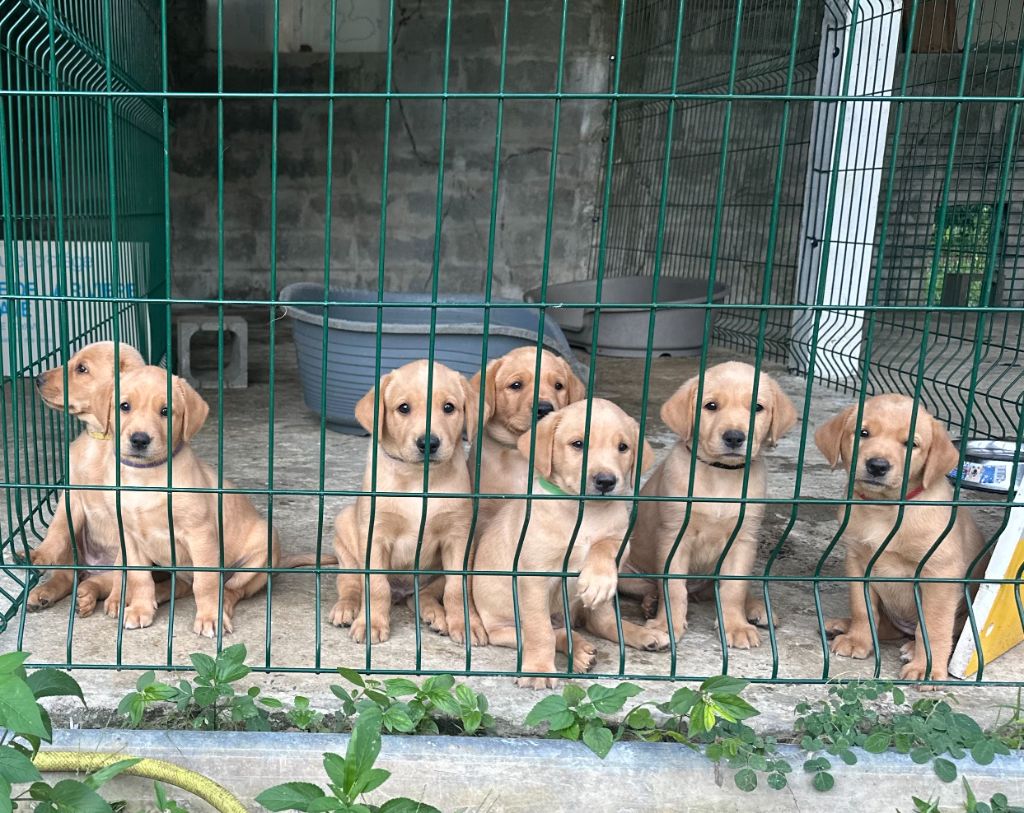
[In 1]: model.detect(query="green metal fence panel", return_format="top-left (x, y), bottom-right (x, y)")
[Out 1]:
top-left (0, 0), bottom-right (1021, 690)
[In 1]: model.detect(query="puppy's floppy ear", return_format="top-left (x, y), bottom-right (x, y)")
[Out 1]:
top-left (355, 372), bottom-right (391, 439)
top-left (91, 379), bottom-right (116, 435)
top-left (468, 366), bottom-right (494, 429)
top-left (632, 422), bottom-right (657, 476)
top-left (517, 411), bottom-right (561, 480)
top-left (174, 376), bottom-right (209, 442)
top-left (117, 344), bottom-right (145, 372)
top-left (560, 356), bottom-right (587, 404)
top-left (660, 376), bottom-right (699, 441)
top-left (765, 375), bottom-right (798, 447)
top-left (460, 375), bottom-right (483, 444)
top-left (814, 405), bottom-right (855, 468)
top-left (923, 414), bottom-right (961, 489)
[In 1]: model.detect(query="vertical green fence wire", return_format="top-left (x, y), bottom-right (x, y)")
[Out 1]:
top-left (0, 0), bottom-right (1022, 688)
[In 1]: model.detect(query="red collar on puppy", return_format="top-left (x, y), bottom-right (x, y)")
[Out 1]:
top-left (855, 485), bottom-right (925, 502)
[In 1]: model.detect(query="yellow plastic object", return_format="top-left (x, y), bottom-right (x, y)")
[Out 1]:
top-left (32, 750), bottom-right (247, 813)
top-left (950, 505), bottom-right (1024, 679)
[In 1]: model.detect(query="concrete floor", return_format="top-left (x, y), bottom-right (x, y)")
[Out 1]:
top-left (2, 332), bottom-right (1021, 734)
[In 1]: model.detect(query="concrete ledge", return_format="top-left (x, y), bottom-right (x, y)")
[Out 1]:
top-left (44, 728), bottom-right (1024, 812)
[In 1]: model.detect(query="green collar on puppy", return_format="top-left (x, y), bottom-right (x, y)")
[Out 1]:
top-left (535, 475), bottom-right (568, 496)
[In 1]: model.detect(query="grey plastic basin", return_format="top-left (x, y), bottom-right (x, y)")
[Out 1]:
top-left (525, 275), bottom-right (728, 357)
top-left (280, 283), bottom-right (585, 435)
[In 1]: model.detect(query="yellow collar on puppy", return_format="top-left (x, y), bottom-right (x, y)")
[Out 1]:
top-left (87, 431), bottom-right (111, 440)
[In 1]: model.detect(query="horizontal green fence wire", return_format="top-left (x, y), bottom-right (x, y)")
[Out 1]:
top-left (0, 0), bottom-right (1021, 689)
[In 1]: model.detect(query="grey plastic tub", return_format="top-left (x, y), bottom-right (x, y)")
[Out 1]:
top-left (280, 283), bottom-right (586, 435)
top-left (525, 275), bottom-right (728, 357)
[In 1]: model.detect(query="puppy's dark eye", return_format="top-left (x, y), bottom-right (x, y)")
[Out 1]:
top-left (554, 382), bottom-right (564, 391)
top-left (75, 363), bottom-right (88, 374)
top-left (160, 406), bottom-right (168, 417)
top-left (859, 429), bottom-right (869, 438)
top-left (905, 439), bottom-right (919, 449)
top-left (704, 402), bottom-right (718, 411)
top-left (571, 439), bottom-right (584, 450)
top-left (754, 403), bottom-right (764, 413)
top-left (618, 442), bottom-right (629, 453)
top-left (397, 403), bottom-right (411, 414)
top-left (119, 402), bottom-right (131, 413)
top-left (442, 402), bottom-right (456, 414)
top-left (508, 381), bottom-right (523, 391)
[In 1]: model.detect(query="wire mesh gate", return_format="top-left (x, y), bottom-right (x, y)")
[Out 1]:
top-left (0, 0), bottom-right (1022, 689)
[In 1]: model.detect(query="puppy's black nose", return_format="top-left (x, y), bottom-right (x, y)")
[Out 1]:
top-left (866, 457), bottom-right (891, 477)
top-left (34, 373), bottom-right (45, 390)
top-left (536, 400), bottom-right (555, 419)
top-left (593, 472), bottom-right (617, 493)
top-left (129, 432), bottom-right (151, 451)
top-left (416, 434), bottom-right (441, 455)
top-left (722, 429), bottom-right (746, 449)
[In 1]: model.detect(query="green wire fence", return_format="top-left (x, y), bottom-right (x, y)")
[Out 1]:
top-left (0, 0), bottom-right (1022, 689)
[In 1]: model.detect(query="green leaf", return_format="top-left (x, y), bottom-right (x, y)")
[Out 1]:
top-left (26, 670), bottom-right (84, 703)
top-left (337, 668), bottom-right (365, 688)
top-left (382, 679), bottom-right (420, 698)
top-left (812, 772), bottom-right (835, 792)
top-left (255, 781), bottom-right (327, 811)
top-left (709, 695), bottom-right (759, 723)
top-left (462, 710), bottom-right (483, 734)
top-left (625, 707), bottom-right (656, 730)
top-left (581, 723), bottom-right (614, 759)
top-left (426, 692), bottom-right (461, 719)
top-left (892, 687), bottom-right (906, 705)
top-left (47, 778), bottom-right (114, 813)
top-left (0, 653), bottom-right (29, 676)
top-left (190, 653), bottom-right (217, 680)
top-left (665, 687), bottom-right (698, 716)
top-left (525, 695), bottom-right (572, 730)
top-left (767, 772), bottom-right (787, 791)
top-left (561, 684), bottom-right (586, 707)
top-left (382, 705), bottom-right (416, 734)
top-left (0, 776), bottom-right (13, 813)
top-left (420, 675), bottom-right (454, 695)
top-left (454, 684), bottom-right (476, 709)
top-left (863, 732), bottom-right (891, 753)
top-left (971, 739), bottom-right (996, 766)
top-left (0, 745), bottom-right (43, 783)
top-left (346, 716), bottom-right (384, 797)
top-left (588, 684), bottom-right (641, 714)
top-left (377, 799), bottom-right (442, 813)
top-left (910, 748), bottom-right (933, 765)
top-left (84, 758), bottom-right (142, 790)
top-left (360, 767), bottom-right (391, 795)
top-left (701, 675), bottom-right (750, 696)
top-left (933, 757), bottom-right (957, 783)
top-left (0, 673), bottom-right (48, 739)
top-left (734, 767), bottom-right (757, 792)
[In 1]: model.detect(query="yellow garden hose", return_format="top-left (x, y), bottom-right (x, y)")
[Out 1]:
top-left (33, 751), bottom-right (248, 813)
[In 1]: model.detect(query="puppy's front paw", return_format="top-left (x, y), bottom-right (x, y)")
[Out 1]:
top-left (824, 617), bottom-right (851, 637)
top-left (516, 669), bottom-right (559, 690)
top-left (830, 633), bottom-right (873, 659)
top-left (633, 626), bottom-right (670, 652)
top-left (646, 616), bottom-right (685, 642)
top-left (104, 593), bottom-right (123, 619)
top-left (570, 638), bottom-right (597, 673)
top-left (76, 587), bottom-right (98, 617)
top-left (350, 615), bottom-right (390, 644)
top-left (124, 602), bottom-right (156, 630)
top-left (577, 560), bottom-right (618, 609)
top-left (27, 583), bottom-right (60, 612)
top-left (29, 547), bottom-right (56, 567)
top-left (900, 658), bottom-right (947, 685)
top-left (640, 592), bottom-right (659, 619)
top-left (725, 622), bottom-right (761, 649)
top-left (193, 611), bottom-right (232, 638)
top-left (447, 612), bottom-right (488, 646)
top-left (746, 598), bottom-right (776, 628)
top-left (421, 604), bottom-right (449, 637)
top-left (329, 598), bottom-right (359, 627)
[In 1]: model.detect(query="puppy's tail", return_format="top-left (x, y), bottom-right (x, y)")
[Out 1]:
top-left (279, 552), bottom-right (339, 569)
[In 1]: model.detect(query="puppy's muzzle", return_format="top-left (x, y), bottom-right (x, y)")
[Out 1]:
top-left (415, 434), bottom-right (441, 456)
top-left (129, 431), bottom-right (152, 452)
top-left (722, 429), bottom-right (746, 451)
top-left (592, 472), bottom-right (617, 494)
top-left (865, 457), bottom-right (891, 477)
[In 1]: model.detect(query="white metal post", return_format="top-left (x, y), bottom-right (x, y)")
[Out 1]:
top-left (789, 0), bottom-right (903, 381)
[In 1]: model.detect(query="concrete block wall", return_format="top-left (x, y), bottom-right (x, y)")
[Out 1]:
top-left (166, 0), bottom-right (615, 303)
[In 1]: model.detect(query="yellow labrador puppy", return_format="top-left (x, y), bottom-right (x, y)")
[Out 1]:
top-left (330, 360), bottom-right (484, 645)
top-left (108, 366), bottom-right (324, 636)
top-left (816, 394), bottom-right (987, 681)
top-left (472, 398), bottom-right (660, 689)
top-left (625, 361), bottom-right (797, 649)
top-left (30, 342), bottom-right (192, 615)
top-left (468, 347), bottom-right (585, 523)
